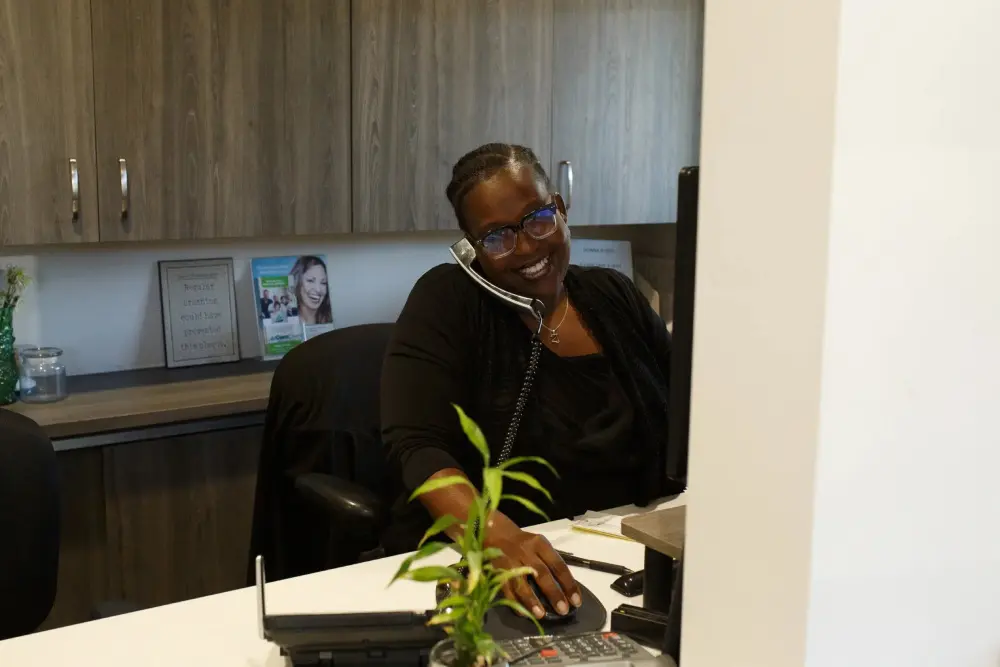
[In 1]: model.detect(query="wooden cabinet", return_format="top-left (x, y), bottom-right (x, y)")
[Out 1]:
top-left (552, 0), bottom-right (704, 226)
top-left (352, 0), bottom-right (554, 232)
top-left (91, 0), bottom-right (352, 241)
top-left (0, 0), bottom-right (703, 245)
top-left (0, 0), bottom-right (99, 245)
top-left (102, 426), bottom-right (261, 609)
top-left (41, 424), bottom-right (262, 629)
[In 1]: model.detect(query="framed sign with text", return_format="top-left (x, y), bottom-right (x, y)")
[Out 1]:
top-left (158, 258), bottom-right (240, 368)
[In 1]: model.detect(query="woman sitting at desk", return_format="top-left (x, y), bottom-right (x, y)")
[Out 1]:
top-left (381, 143), bottom-right (680, 620)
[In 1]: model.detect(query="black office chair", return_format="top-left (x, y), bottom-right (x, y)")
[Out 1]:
top-left (0, 410), bottom-right (59, 639)
top-left (247, 323), bottom-right (396, 584)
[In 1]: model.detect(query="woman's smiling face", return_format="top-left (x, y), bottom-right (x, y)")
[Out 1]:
top-left (299, 263), bottom-right (328, 310)
top-left (461, 165), bottom-right (570, 307)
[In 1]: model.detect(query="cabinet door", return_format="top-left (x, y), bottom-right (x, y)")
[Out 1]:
top-left (353, 0), bottom-right (553, 232)
top-left (92, 1), bottom-right (352, 241)
top-left (104, 425), bottom-right (262, 608)
top-left (552, 0), bottom-right (704, 226)
top-left (0, 0), bottom-right (98, 245)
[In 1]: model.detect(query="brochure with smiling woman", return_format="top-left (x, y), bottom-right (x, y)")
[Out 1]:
top-left (251, 254), bottom-right (335, 360)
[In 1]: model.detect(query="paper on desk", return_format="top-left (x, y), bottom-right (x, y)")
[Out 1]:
top-left (570, 511), bottom-right (638, 542)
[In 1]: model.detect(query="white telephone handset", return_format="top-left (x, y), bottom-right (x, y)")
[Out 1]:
top-left (448, 237), bottom-right (545, 463)
top-left (449, 238), bottom-right (545, 336)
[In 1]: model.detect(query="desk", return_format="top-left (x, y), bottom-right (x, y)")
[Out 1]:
top-left (0, 497), bottom-right (685, 666)
top-left (1, 363), bottom-right (274, 628)
top-left (7, 371), bottom-right (273, 443)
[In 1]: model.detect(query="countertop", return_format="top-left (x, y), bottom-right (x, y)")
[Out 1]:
top-left (4, 360), bottom-right (276, 439)
top-left (620, 505), bottom-right (686, 558)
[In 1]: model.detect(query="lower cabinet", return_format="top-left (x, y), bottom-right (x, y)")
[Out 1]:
top-left (42, 423), bottom-right (263, 630)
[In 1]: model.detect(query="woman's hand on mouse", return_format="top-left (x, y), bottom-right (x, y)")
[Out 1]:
top-left (484, 513), bottom-right (581, 619)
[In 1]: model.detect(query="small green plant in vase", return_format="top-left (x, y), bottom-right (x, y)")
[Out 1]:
top-left (0, 265), bottom-right (31, 405)
top-left (389, 405), bottom-right (557, 667)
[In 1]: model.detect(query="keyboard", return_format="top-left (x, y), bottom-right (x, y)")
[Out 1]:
top-left (499, 631), bottom-right (673, 667)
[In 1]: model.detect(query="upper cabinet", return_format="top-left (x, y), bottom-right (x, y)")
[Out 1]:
top-left (352, 0), bottom-right (554, 233)
top-left (0, 0), bottom-right (703, 247)
top-left (0, 0), bottom-right (99, 245)
top-left (552, 0), bottom-right (704, 226)
top-left (90, 0), bottom-right (352, 241)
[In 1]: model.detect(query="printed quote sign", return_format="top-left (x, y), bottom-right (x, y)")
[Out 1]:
top-left (158, 258), bottom-right (240, 368)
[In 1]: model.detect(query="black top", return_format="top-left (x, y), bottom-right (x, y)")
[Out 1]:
top-left (379, 263), bottom-right (683, 553)
top-left (525, 349), bottom-right (637, 523)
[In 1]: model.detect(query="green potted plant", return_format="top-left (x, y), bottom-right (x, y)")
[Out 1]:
top-left (389, 405), bottom-right (557, 667)
top-left (0, 265), bottom-right (30, 405)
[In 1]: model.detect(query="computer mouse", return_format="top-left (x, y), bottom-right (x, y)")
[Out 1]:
top-left (527, 576), bottom-right (578, 625)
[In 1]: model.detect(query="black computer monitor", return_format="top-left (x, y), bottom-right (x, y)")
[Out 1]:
top-left (661, 166), bottom-right (698, 665)
top-left (666, 166), bottom-right (699, 488)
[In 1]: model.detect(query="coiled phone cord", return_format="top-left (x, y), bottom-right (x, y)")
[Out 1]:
top-left (495, 333), bottom-right (543, 466)
top-left (473, 316), bottom-right (544, 538)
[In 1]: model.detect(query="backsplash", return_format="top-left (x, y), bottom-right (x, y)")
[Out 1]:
top-left (1, 226), bottom-right (673, 376)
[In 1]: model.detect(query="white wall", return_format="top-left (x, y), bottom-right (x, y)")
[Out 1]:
top-left (684, 1), bottom-right (1000, 666)
top-left (1, 225), bottom-right (674, 376)
top-left (1, 234), bottom-right (454, 375)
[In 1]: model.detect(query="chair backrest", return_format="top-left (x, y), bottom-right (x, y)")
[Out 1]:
top-left (0, 410), bottom-right (59, 640)
top-left (248, 323), bottom-right (395, 581)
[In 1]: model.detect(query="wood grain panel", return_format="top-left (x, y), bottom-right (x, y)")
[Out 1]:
top-left (621, 505), bottom-right (686, 559)
top-left (353, 0), bottom-right (554, 232)
top-left (39, 447), bottom-right (108, 630)
top-left (0, 0), bottom-right (98, 246)
top-left (8, 372), bottom-right (272, 439)
top-left (104, 426), bottom-right (263, 608)
top-left (91, 0), bottom-right (351, 241)
top-left (552, 0), bottom-right (704, 226)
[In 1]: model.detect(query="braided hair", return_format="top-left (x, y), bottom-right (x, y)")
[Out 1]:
top-left (445, 143), bottom-right (553, 232)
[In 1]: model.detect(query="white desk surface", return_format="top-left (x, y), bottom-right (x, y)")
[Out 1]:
top-left (0, 496), bottom-right (685, 667)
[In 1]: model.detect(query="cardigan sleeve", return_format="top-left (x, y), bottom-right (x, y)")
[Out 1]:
top-left (381, 265), bottom-right (476, 492)
top-left (599, 267), bottom-right (672, 378)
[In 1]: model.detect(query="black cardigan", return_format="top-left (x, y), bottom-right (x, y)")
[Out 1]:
top-left (380, 263), bottom-right (684, 552)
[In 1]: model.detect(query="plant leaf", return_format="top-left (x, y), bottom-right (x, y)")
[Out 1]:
top-left (436, 595), bottom-right (468, 611)
top-left (493, 598), bottom-right (544, 635)
top-left (409, 475), bottom-right (473, 502)
top-left (419, 514), bottom-right (460, 547)
top-left (477, 638), bottom-right (503, 663)
top-left (500, 470), bottom-right (552, 502)
top-left (498, 456), bottom-right (559, 478)
top-left (482, 468), bottom-right (503, 512)
top-left (452, 404), bottom-right (490, 466)
top-left (500, 494), bottom-right (551, 521)
top-left (403, 565), bottom-right (463, 583)
top-left (464, 495), bottom-right (484, 554)
top-left (466, 550), bottom-right (483, 593)
top-left (388, 540), bottom-right (451, 583)
top-left (427, 608), bottom-right (466, 626)
top-left (490, 566), bottom-right (536, 588)
top-left (482, 547), bottom-right (504, 562)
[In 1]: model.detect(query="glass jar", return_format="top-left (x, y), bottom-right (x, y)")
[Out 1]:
top-left (19, 347), bottom-right (68, 404)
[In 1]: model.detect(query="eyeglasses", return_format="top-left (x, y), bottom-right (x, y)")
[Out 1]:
top-left (472, 203), bottom-right (560, 259)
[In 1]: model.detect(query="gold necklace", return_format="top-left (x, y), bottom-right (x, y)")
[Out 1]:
top-left (541, 298), bottom-right (571, 344)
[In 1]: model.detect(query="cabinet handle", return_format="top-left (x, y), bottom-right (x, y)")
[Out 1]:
top-left (69, 158), bottom-right (79, 220)
top-left (558, 160), bottom-right (573, 210)
top-left (119, 158), bottom-right (129, 219)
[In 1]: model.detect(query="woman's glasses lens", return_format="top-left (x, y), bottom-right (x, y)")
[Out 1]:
top-left (480, 204), bottom-right (559, 258)
top-left (482, 229), bottom-right (516, 257)
top-left (524, 206), bottom-right (558, 239)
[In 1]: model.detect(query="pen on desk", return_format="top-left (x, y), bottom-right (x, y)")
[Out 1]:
top-left (556, 550), bottom-right (632, 576)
